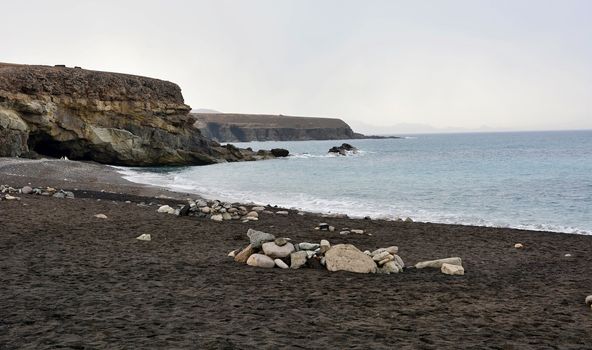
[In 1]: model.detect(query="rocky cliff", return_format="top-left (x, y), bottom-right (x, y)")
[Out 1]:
top-left (192, 113), bottom-right (365, 142)
top-left (0, 63), bottom-right (282, 165)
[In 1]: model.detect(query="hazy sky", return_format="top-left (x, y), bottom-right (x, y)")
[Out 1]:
top-left (2, 0), bottom-right (591, 131)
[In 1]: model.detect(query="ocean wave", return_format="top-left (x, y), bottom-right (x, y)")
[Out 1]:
top-left (112, 166), bottom-right (591, 235)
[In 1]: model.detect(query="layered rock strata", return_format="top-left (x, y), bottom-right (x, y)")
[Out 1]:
top-left (0, 63), bottom-right (284, 165)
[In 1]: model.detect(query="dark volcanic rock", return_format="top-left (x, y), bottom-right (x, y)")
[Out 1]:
top-left (270, 148), bottom-right (289, 157)
top-left (328, 143), bottom-right (357, 155)
top-left (0, 63), bottom-right (284, 166)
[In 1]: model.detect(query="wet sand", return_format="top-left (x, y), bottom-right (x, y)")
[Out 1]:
top-left (1, 158), bottom-right (592, 349)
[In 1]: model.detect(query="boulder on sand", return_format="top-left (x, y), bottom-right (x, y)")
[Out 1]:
top-left (324, 244), bottom-right (377, 274)
top-left (441, 263), bottom-right (465, 276)
top-left (247, 228), bottom-right (275, 248)
top-left (262, 241), bottom-right (295, 259)
top-left (415, 257), bottom-right (462, 269)
top-left (234, 244), bottom-right (255, 264)
top-left (290, 251), bottom-right (308, 269)
top-left (246, 254), bottom-right (275, 268)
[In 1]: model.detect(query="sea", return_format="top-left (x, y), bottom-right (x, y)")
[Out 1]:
top-left (116, 130), bottom-right (592, 235)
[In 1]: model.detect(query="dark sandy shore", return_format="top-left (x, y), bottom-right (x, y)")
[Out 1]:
top-left (1, 158), bottom-right (592, 349)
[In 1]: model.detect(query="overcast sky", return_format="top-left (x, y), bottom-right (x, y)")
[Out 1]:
top-left (2, 0), bottom-right (591, 132)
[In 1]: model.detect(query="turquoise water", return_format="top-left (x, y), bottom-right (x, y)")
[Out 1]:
top-left (118, 130), bottom-right (592, 234)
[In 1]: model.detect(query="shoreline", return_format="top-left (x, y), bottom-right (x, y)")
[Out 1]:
top-left (2, 157), bottom-right (592, 348)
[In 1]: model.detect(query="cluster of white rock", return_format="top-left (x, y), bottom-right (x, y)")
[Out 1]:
top-left (0, 185), bottom-right (74, 200)
top-left (157, 199), bottom-right (290, 223)
top-left (314, 223), bottom-right (370, 236)
top-left (230, 228), bottom-right (466, 276)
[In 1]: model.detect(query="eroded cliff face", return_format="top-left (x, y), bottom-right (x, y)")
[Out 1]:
top-left (0, 63), bottom-right (277, 165)
top-left (192, 113), bottom-right (363, 142)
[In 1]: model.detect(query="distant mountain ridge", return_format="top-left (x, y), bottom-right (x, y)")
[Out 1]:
top-left (191, 113), bottom-right (394, 142)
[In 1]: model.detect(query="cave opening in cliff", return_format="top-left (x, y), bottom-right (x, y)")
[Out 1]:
top-left (27, 133), bottom-right (91, 160)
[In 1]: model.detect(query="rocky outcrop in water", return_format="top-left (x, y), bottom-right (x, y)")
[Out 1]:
top-left (192, 113), bottom-right (369, 142)
top-left (0, 63), bottom-right (285, 165)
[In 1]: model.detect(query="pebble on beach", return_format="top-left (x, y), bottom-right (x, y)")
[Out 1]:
top-left (94, 214), bottom-right (108, 219)
top-left (136, 234), bottom-right (151, 241)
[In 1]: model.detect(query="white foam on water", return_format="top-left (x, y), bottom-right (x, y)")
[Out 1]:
top-left (114, 165), bottom-right (592, 235)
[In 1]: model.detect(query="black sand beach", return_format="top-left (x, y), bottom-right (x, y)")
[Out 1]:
top-left (1, 159), bottom-right (592, 349)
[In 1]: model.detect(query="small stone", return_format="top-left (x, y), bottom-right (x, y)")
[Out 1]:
top-left (222, 212), bottom-right (232, 221)
top-left (21, 186), bottom-right (33, 194)
top-left (262, 241), bottom-right (295, 258)
top-left (378, 256), bottom-right (394, 266)
top-left (290, 251), bottom-right (308, 269)
top-left (246, 211), bottom-right (259, 218)
top-left (210, 214), bottom-right (223, 222)
top-left (441, 263), bottom-right (465, 276)
top-left (405, 217), bottom-right (414, 222)
top-left (276, 210), bottom-right (289, 216)
top-left (514, 243), bottom-right (524, 249)
top-left (328, 226), bottom-right (335, 232)
top-left (320, 257), bottom-right (326, 265)
top-left (247, 229), bottom-right (275, 248)
top-left (319, 223), bottom-right (329, 230)
top-left (274, 237), bottom-right (290, 246)
top-left (228, 250), bottom-right (237, 257)
top-left (4, 195), bottom-right (20, 200)
top-left (94, 214), bottom-right (108, 219)
top-left (136, 234), bottom-right (151, 241)
top-left (246, 254), bottom-right (275, 268)
top-left (157, 205), bottom-right (175, 214)
top-left (393, 254), bottom-right (405, 268)
top-left (179, 205), bottom-right (191, 216)
top-left (415, 257), bottom-right (462, 269)
top-left (585, 295), bottom-right (592, 306)
top-left (251, 206), bottom-right (265, 212)
top-left (340, 231), bottom-right (350, 235)
top-left (274, 259), bottom-right (289, 269)
top-left (351, 229), bottom-right (364, 234)
top-left (320, 239), bottom-right (331, 254)
top-left (378, 261), bottom-right (400, 274)
top-left (564, 253), bottom-right (572, 257)
top-left (228, 208), bottom-right (238, 213)
top-left (53, 192), bottom-right (66, 199)
top-left (63, 191), bottom-right (75, 199)
top-left (363, 250), bottom-right (371, 255)
top-left (234, 244), bottom-right (255, 263)
top-left (299, 242), bottom-right (320, 251)
top-left (200, 207), bottom-right (212, 214)
top-left (372, 251), bottom-right (392, 262)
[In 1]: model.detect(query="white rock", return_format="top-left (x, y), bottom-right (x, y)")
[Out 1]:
top-left (415, 257), bottom-right (462, 269)
top-left (200, 207), bottom-right (212, 214)
top-left (210, 214), bottom-right (223, 222)
top-left (157, 205), bottom-right (175, 214)
top-left (5, 195), bottom-right (20, 200)
top-left (276, 210), bottom-right (289, 216)
top-left (320, 239), bottom-right (331, 254)
top-left (290, 251), bottom-right (308, 269)
top-left (299, 242), bottom-right (320, 251)
top-left (340, 231), bottom-right (350, 235)
top-left (378, 260), bottom-right (400, 274)
top-left (514, 243), bottom-right (524, 249)
top-left (585, 295), bottom-right (592, 306)
top-left (441, 263), bottom-right (465, 276)
top-left (246, 211), bottom-right (259, 218)
top-left (136, 234), bottom-right (151, 241)
top-left (393, 254), bottom-right (405, 268)
top-left (251, 206), bottom-right (265, 212)
top-left (372, 251), bottom-right (392, 262)
top-left (94, 214), bottom-right (108, 219)
top-left (222, 212), bottom-right (232, 221)
top-left (227, 250), bottom-right (237, 257)
top-left (246, 254), bottom-right (275, 268)
top-left (274, 259), bottom-right (289, 269)
top-left (262, 241), bottom-right (295, 258)
top-left (351, 229), bottom-right (364, 234)
top-left (21, 186), bottom-right (33, 194)
top-left (324, 244), bottom-right (377, 274)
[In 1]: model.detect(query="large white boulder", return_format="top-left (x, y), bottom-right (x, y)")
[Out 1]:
top-left (441, 263), bottom-right (465, 276)
top-left (324, 244), bottom-right (377, 274)
top-left (262, 241), bottom-right (295, 258)
top-left (246, 254), bottom-right (275, 268)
